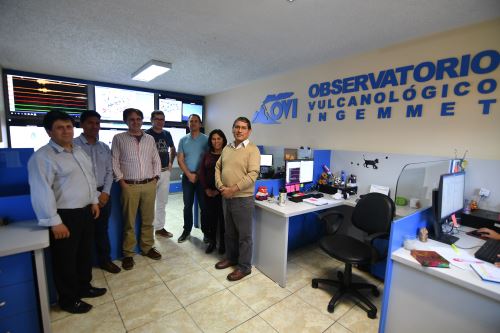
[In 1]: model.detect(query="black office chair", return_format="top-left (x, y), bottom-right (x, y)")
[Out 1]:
top-left (312, 192), bottom-right (395, 319)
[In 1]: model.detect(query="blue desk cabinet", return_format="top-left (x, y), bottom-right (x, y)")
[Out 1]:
top-left (0, 252), bottom-right (40, 333)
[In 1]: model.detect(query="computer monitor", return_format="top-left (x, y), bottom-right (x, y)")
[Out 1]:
top-left (431, 171), bottom-right (465, 244)
top-left (285, 159), bottom-right (314, 192)
top-left (260, 154), bottom-right (273, 167)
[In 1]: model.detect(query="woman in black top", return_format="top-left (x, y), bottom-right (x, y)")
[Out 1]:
top-left (198, 129), bottom-right (227, 254)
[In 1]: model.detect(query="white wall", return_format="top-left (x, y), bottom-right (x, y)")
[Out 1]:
top-left (205, 19), bottom-right (500, 210)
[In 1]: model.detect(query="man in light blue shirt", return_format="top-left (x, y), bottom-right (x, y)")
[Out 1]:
top-left (74, 110), bottom-right (120, 274)
top-left (177, 114), bottom-right (208, 242)
top-left (28, 111), bottom-right (106, 314)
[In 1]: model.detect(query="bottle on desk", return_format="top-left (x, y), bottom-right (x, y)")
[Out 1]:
top-left (278, 187), bottom-right (287, 206)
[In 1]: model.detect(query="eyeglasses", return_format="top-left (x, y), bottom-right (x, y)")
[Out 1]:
top-left (153, 118), bottom-right (165, 121)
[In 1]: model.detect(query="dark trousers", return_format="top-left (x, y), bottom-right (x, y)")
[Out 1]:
top-left (223, 196), bottom-right (254, 273)
top-left (94, 198), bottom-right (111, 265)
top-left (203, 194), bottom-right (224, 245)
top-left (50, 206), bottom-right (94, 306)
top-left (182, 175), bottom-right (206, 233)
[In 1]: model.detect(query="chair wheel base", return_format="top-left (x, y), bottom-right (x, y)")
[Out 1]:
top-left (367, 309), bottom-right (377, 319)
top-left (312, 280), bottom-right (318, 288)
top-left (327, 304), bottom-right (335, 313)
top-left (372, 287), bottom-right (380, 297)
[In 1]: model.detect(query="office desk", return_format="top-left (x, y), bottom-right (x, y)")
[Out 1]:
top-left (0, 221), bottom-right (51, 333)
top-left (253, 196), bottom-right (356, 287)
top-left (385, 233), bottom-right (500, 333)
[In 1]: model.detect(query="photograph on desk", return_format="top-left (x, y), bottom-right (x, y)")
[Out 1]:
top-left (410, 250), bottom-right (450, 268)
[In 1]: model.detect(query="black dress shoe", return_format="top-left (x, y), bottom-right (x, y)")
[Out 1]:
top-left (79, 286), bottom-right (107, 298)
top-left (177, 231), bottom-right (190, 243)
top-left (100, 261), bottom-right (121, 274)
top-left (60, 300), bottom-right (93, 314)
top-left (205, 243), bottom-right (216, 254)
top-left (122, 256), bottom-right (134, 270)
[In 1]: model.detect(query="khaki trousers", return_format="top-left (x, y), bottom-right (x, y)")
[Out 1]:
top-left (121, 181), bottom-right (156, 257)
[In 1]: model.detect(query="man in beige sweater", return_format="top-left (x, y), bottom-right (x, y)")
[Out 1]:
top-left (214, 117), bottom-right (260, 281)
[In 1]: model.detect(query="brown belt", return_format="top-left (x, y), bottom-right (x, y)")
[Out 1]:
top-left (124, 178), bottom-right (155, 185)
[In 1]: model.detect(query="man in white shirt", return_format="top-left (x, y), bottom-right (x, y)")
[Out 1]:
top-left (28, 111), bottom-right (106, 314)
top-left (111, 108), bottom-right (162, 270)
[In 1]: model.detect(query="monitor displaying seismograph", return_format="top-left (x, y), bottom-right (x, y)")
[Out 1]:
top-left (5, 74), bottom-right (88, 124)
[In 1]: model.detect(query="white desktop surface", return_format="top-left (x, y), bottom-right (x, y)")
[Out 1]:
top-left (255, 195), bottom-right (356, 217)
top-left (0, 220), bottom-right (49, 256)
top-left (391, 233), bottom-right (500, 301)
top-left (385, 229), bottom-right (500, 333)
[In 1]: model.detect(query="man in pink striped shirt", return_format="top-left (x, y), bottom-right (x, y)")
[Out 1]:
top-left (111, 108), bottom-right (162, 270)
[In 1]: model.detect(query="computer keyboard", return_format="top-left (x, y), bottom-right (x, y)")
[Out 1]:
top-left (474, 239), bottom-right (500, 264)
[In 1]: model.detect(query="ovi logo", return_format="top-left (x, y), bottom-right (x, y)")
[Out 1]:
top-left (252, 92), bottom-right (298, 125)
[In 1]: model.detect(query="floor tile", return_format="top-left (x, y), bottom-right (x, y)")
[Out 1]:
top-left (230, 315), bottom-right (277, 332)
top-left (129, 308), bottom-right (202, 333)
top-left (260, 295), bottom-right (334, 333)
top-left (150, 254), bottom-right (202, 282)
top-left (337, 305), bottom-right (380, 333)
top-left (291, 249), bottom-right (342, 275)
top-left (229, 274), bottom-right (291, 313)
top-left (166, 269), bottom-right (225, 306)
top-left (115, 284), bottom-right (182, 331)
top-left (51, 301), bottom-right (125, 333)
top-left (186, 289), bottom-right (255, 333)
top-left (105, 264), bottom-right (163, 300)
top-left (324, 322), bottom-right (353, 333)
top-left (285, 261), bottom-right (315, 293)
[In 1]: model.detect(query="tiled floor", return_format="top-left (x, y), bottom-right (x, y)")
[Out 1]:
top-left (50, 193), bottom-right (383, 333)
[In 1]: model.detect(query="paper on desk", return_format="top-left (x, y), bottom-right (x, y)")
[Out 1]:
top-left (430, 246), bottom-right (484, 270)
top-left (302, 198), bottom-right (329, 206)
top-left (470, 263), bottom-right (500, 283)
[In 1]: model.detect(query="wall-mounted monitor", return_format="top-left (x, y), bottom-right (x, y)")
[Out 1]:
top-left (5, 74), bottom-right (88, 124)
top-left (159, 98), bottom-right (182, 122)
top-left (182, 103), bottom-right (203, 122)
top-left (94, 86), bottom-right (155, 123)
top-left (9, 125), bottom-right (83, 151)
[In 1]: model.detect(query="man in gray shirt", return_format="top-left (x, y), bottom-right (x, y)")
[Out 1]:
top-left (28, 111), bottom-right (106, 314)
top-left (74, 110), bottom-right (120, 274)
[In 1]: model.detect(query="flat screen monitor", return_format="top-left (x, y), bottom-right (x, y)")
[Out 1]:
top-left (430, 171), bottom-right (465, 244)
top-left (438, 172), bottom-right (465, 220)
top-left (159, 98), bottom-right (182, 122)
top-left (5, 73), bottom-right (88, 123)
top-left (260, 154), bottom-right (273, 167)
top-left (182, 103), bottom-right (203, 122)
top-left (9, 125), bottom-right (83, 151)
top-left (95, 86), bottom-right (155, 122)
top-left (285, 159), bottom-right (314, 186)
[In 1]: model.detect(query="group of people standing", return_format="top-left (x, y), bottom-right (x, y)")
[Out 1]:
top-left (28, 108), bottom-right (260, 314)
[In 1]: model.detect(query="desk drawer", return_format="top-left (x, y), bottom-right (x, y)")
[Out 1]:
top-left (0, 309), bottom-right (40, 333)
top-left (0, 281), bottom-right (37, 319)
top-left (0, 252), bottom-right (34, 287)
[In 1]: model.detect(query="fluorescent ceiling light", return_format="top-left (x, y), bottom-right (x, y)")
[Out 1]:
top-left (132, 60), bottom-right (171, 82)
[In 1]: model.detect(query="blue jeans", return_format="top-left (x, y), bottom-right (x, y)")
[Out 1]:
top-left (182, 174), bottom-right (206, 233)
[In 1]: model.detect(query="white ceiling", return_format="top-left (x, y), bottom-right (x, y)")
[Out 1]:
top-left (1, 0), bottom-right (499, 96)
